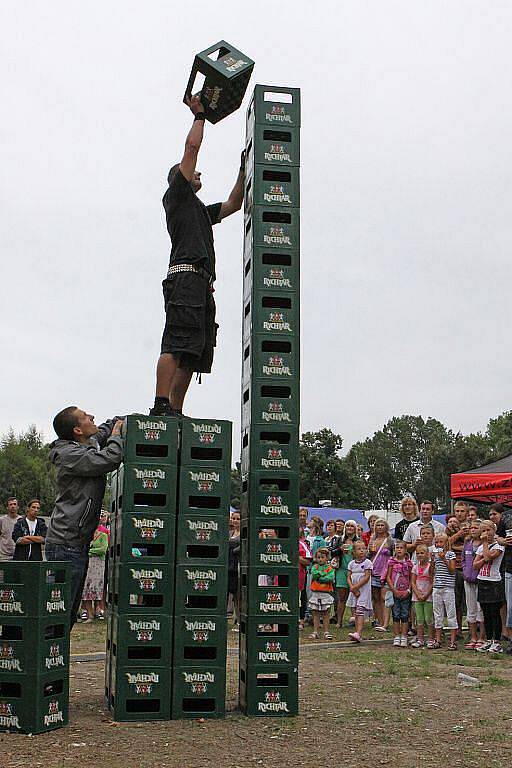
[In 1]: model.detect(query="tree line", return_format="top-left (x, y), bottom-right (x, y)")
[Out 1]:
top-left (2, 412), bottom-right (512, 514)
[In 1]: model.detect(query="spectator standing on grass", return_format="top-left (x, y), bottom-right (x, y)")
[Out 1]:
top-left (462, 519), bottom-right (485, 650)
top-left (308, 547), bottom-right (335, 640)
top-left (474, 520), bottom-right (505, 654)
top-left (0, 497), bottom-right (21, 561)
top-left (362, 514), bottom-right (378, 547)
top-left (299, 527), bottom-right (312, 630)
top-left (81, 516), bottom-right (109, 622)
top-left (299, 507), bottom-right (309, 536)
top-left (394, 496), bottom-right (419, 541)
top-left (488, 503), bottom-right (509, 643)
top-left (368, 518), bottom-right (393, 632)
top-left (404, 500), bottom-right (445, 556)
top-left (431, 532), bottom-right (458, 650)
top-left (467, 506), bottom-right (479, 522)
top-left (347, 541), bottom-right (373, 643)
top-left (334, 519), bottom-right (359, 628)
top-left (228, 510), bottom-right (240, 629)
top-left (446, 515), bottom-right (468, 636)
top-left (386, 540), bottom-right (413, 648)
top-left (12, 499), bottom-right (47, 561)
top-left (500, 505), bottom-right (512, 655)
top-left (411, 543), bottom-right (434, 648)
top-left (335, 519), bottom-right (345, 536)
top-left (453, 500), bottom-right (469, 526)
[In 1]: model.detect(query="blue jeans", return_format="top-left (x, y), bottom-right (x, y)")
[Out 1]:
top-left (45, 543), bottom-right (89, 628)
top-left (506, 572), bottom-right (512, 629)
top-left (392, 595), bottom-right (411, 623)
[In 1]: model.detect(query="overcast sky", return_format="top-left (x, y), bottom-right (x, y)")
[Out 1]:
top-left (2, 1), bottom-right (511, 458)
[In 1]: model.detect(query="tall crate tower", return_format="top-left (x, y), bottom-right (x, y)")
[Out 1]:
top-left (239, 85), bottom-right (300, 717)
top-left (105, 415), bottom-right (179, 721)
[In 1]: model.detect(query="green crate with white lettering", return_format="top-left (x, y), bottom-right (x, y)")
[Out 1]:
top-left (245, 164), bottom-right (300, 213)
top-left (239, 567), bottom-right (298, 619)
top-left (246, 84), bottom-right (301, 129)
top-left (239, 616), bottom-right (299, 668)
top-left (180, 418), bottom-right (232, 469)
top-left (172, 665), bottom-right (225, 719)
top-left (239, 661), bottom-right (298, 717)
top-left (107, 613), bottom-right (172, 668)
top-left (179, 466), bottom-right (231, 516)
top-left (245, 205), bottom-right (300, 252)
top-left (111, 562), bottom-right (174, 615)
top-left (242, 335), bottom-right (299, 387)
top-left (0, 617), bottom-right (69, 676)
top-left (241, 424), bottom-right (300, 476)
top-left (114, 512), bottom-right (175, 563)
top-left (240, 520), bottom-right (298, 568)
top-left (246, 125), bottom-right (300, 170)
top-left (117, 462), bottom-right (178, 515)
top-left (176, 513), bottom-right (228, 566)
top-left (174, 565), bottom-right (228, 616)
top-left (243, 246), bottom-right (299, 299)
top-left (241, 379), bottom-right (299, 430)
top-left (123, 414), bottom-right (179, 465)
top-left (0, 671), bottom-right (69, 733)
top-left (0, 562), bottom-right (71, 619)
top-left (173, 615), bottom-right (227, 667)
top-left (242, 289), bottom-right (299, 341)
top-left (239, 481), bottom-right (300, 525)
top-left (109, 664), bottom-right (171, 722)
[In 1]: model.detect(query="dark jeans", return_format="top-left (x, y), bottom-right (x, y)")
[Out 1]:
top-left (481, 602), bottom-right (502, 642)
top-left (45, 542), bottom-right (89, 629)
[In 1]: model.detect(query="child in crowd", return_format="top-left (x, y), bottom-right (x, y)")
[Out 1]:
top-left (419, 524), bottom-right (435, 551)
top-left (346, 541), bottom-right (373, 643)
top-left (474, 520), bottom-right (505, 653)
top-left (299, 526), bottom-right (312, 631)
top-left (462, 519), bottom-right (485, 649)
top-left (411, 543), bottom-right (434, 647)
top-left (431, 532), bottom-right (457, 650)
top-left (386, 540), bottom-right (413, 648)
top-left (334, 519), bottom-right (359, 628)
top-left (308, 547), bottom-right (335, 640)
top-left (368, 518), bottom-right (393, 632)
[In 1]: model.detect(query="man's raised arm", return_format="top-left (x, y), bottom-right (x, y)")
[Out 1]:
top-left (219, 150), bottom-right (245, 220)
top-left (179, 95), bottom-right (206, 181)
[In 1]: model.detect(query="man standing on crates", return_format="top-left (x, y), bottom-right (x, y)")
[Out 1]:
top-left (150, 94), bottom-right (245, 418)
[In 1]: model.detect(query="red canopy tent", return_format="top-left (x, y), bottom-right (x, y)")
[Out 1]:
top-left (451, 454), bottom-right (512, 506)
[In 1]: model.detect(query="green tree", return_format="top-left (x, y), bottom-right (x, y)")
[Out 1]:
top-left (230, 462), bottom-right (241, 509)
top-left (299, 429), bottom-right (361, 507)
top-left (0, 426), bottom-right (56, 513)
top-left (485, 411), bottom-right (512, 458)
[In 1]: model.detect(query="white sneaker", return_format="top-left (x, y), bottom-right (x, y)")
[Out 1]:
top-left (476, 641), bottom-right (492, 653)
top-left (400, 635), bottom-right (408, 647)
top-left (393, 635), bottom-right (401, 647)
top-left (488, 641), bottom-right (503, 654)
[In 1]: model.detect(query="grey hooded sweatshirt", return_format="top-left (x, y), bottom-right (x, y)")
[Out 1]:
top-left (47, 420), bottom-right (123, 549)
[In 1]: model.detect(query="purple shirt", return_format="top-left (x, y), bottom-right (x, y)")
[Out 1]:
top-left (461, 539), bottom-right (479, 584)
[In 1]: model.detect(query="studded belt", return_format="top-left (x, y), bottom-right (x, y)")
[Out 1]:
top-left (167, 263), bottom-right (213, 285)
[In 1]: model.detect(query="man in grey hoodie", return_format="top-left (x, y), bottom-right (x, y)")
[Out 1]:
top-left (46, 407), bottom-right (124, 627)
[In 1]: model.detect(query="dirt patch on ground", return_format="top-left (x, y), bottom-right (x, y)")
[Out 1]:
top-left (2, 643), bottom-right (511, 768)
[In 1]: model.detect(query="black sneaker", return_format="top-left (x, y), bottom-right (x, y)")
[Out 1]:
top-left (149, 402), bottom-right (173, 417)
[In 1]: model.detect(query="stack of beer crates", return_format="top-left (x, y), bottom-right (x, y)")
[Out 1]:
top-left (172, 418), bottom-right (231, 719)
top-left (239, 84), bottom-right (301, 716)
top-left (0, 561), bottom-right (71, 733)
top-left (105, 414), bottom-right (179, 721)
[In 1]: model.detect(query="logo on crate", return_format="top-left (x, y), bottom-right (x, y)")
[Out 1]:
top-left (45, 643), bottom-right (65, 670)
top-left (266, 105), bottom-right (292, 124)
top-left (262, 402), bottom-right (292, 423)
top-left (223, 55), bottom-right (247, 72)
top-left (0, 588), bottom-right (22, 614)
top-left (47, 588), bottom-right (66, 614)
top-left (128, 619), bottom-right (160, 641)
top-left (132, 517), bottom-right (165, 540)
top-left (183, 671), bottom-right (215, 694)
top-left (260, 543), bottom-right (291, 565)
top-left (264, 185), bottom-right (292, 204)
top-left (136, 419), bottom-right (167, 440)
top-left (262, 356), bottom-right (292, 377)
top-left (263, 312), bottom-right (292, 333)
top-left (185, 569), bottom-right (216, 591)
top-left (126, 672), bottom-right (159, 695)
top-left (189, 470), bottom-right (219, 492)
top-left (133, 468), bottom-right (166, 489)
top-left (191, 422), bottom-right (222, 442)
top-left (0, 702), bottom-right (20, 729)
top-left (264, 144), bottom-right (292, 163)
top-left (261, 448), bottom-right (291, 469)
top-left (260, 591), bottom-right (290, 613)
top-left (204, 85), bottom-right (222, 111)
top-left (187, 519), bottom-right (218, 541)
top-left (261, 495), bottom-right (291, 516)
top-left (184, 619), bottom-right (217, 642)
top-left (44, 699), bottom-right (64, 726)
top-left (258, 690), bottom-right (290, 713)
top-left (258, 640), bottom-right (291, 663)
top-left (0, 643), bottom-right (21, 672)
top-left (130, 568), bottom-right (162, 591)
top-left (263, 268), bottom-right (292, 289)
top-left (263, 226), bottom-right (292, 246)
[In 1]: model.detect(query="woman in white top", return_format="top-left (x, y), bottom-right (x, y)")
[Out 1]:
top-left (474, 520), bottom-right (505, 654)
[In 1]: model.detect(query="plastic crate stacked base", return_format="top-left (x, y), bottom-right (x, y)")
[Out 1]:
top-left (105, 414), bottom-right (179, 721)
top-left (239, 84), bottom-right (300, 717)
top-left (0, 561), bottom-right (71, 733)
top-left (172, 418), bottom-right (232, 719)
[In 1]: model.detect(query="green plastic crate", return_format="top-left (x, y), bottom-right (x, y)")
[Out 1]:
top-left (242, 335), bottom-right (299, 386)
top-left (0, 672), bottom-right (69, 733)
top-left (243, 246), bottom-right (299, 298)
top-left (245, 165), bottom-right (300, 212)
top-left (241, 424), bottom-right (300, 476)
top-left (239, 616), bottom-right (299, 667)
top-left (174, 565), bottom-right (228, 615)
top-left (172, 665), bottom-right (225, 719)
top-left (107, 613), bottom-right (172, 667)
top-left (241, 379), bottom-right (300, 429)
top-left (240, 519), bottom-right (298, 568)
top-left (173, 614), bottom-right (227, 667)
top-left (240, 567), bottom-right (299, 618)
top-left (239, 478), bottom-right (300, 522)
top-left (242, 290), bottom-right (299, 340)
top-left (0, 617), bottom-right (70, 675)
top-left (179, 466), bottom-right (231, 515)
top-left (111, 562), bottom-right (174, 614)
top-left (246, 124), bottom-right (300, 169)
top-left (109, 664), bottom-right (171, 721)
top-left (175, 512), bottom-right (228, 566)
top-left (0, 562), bottom-right (71, 619)
top-left (245, 205), bottom-right (300, 251)
top-left (114, 512), bottom-right (175, 563)
top-left (246, 84), bottom-right (301, 128)
top-left (180, 418), bottom-right (232, 469)
top-left (122, 414), bottom-right (179, 465)
top-left (117, 462), bottom-right (178, 515)
top-left (239, 662), bottom-right (298, 716)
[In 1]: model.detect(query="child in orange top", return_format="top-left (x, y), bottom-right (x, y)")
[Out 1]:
top-left (308, 547), bottom-right (335, 640)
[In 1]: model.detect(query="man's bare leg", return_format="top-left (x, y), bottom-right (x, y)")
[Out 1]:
top-left (170, 367), bottom-right (193, 411)
top-left (155, 353), bottom-right (177, 398)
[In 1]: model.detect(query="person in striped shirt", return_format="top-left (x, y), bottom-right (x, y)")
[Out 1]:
top-left (431, 532), bottom-right (458, 650)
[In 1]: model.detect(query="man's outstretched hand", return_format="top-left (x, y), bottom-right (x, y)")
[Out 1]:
top-left (186, 93), bottom-right (205, 115)
top-left (112, 419), bottom-right (125, 438)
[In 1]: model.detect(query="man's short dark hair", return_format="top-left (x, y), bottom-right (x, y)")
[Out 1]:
top-left (489, 503), bottom-right (504, 515)
top-left (53, 406), bottom-right (79, 440)
top-left (7, 497), bottom-right (17, 504)
top-left (421, 500), bottom-right (436, 511)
